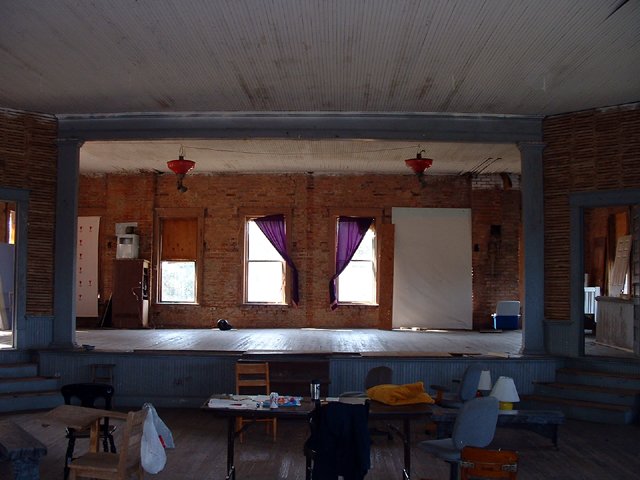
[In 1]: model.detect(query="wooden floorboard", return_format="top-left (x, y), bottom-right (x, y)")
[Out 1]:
top-left (76, 328), bottom-right (640, 359)
top-left (1, 408), bottom-right (639, 479)
top-left (1, 328), bottom-right (634, 359)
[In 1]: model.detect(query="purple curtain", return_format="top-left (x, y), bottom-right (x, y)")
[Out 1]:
top-left (254, 214), bottom-right (299, 306)
top-left (329, 216), bottom-right (374, 309)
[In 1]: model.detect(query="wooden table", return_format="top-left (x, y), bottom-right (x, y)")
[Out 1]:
top-left (430, 406), bottom-right (565, 448)
top-left (202, 396), bottom-right (432, 480)
top-left (41, 405), bottom-right (128, 453)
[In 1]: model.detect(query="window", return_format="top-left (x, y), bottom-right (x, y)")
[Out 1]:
top-left (246, 219), bottom-right (286, 303)
top-left (155, 209), bottom-right (204, 304)
top-left (161, 258), bottom-right (195, 303)
top-left (337, 226), bottom-right (377, 303)
top-left (9, 209), bottom-right (15, 244)
top-left (329, 214), bottom-right (379, 309)
top-left (1, 202), bottom-right (16, 244)
top-left (244, 214), bottom-right (299, 305)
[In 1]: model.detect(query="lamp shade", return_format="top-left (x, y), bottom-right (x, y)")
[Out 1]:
top-left (167, 153), bottom-right (196, 192)
top-left (490, 376), bottom-right (520, 410)
top-left (167, 155), bottom-right (196, 175)
top-left (404, 152), bottom-right (433, 175)
top-left (478, 370), bottom-right (492, 391)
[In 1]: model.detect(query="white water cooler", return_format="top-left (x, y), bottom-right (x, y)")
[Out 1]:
top-left (116, 234), bottom-right (139, 259)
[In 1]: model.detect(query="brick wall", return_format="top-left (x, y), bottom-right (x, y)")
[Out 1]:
top-left (471, 175), bottom-right (522, 329)
top-left (0, 108), bottom-right (57, 314)
top-left (78, 173), bottom-right (155, 317)
top-left (543, 104), bottom-right (640, 321)
top-left (80, 170), bottom-right (521, 329)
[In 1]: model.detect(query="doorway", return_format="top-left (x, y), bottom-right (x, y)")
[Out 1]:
top-left (571, 190), bottom-right (640, 358)
top-left (0, 189), bottom-right (30, 350)
top-left (583, 206), bottom-right (635, 357)
top-left (0, 201), bottom-right (16, 342)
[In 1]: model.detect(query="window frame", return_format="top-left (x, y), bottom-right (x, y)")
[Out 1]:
top-left (154, 207), bottom-right (205, 305)
top-left (241, 209), bottom-right (294, 306)
top-left (329, 208), bottom-right (382, 307)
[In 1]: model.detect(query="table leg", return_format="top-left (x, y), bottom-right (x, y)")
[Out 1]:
top-left (388, 419), bottom-right (413, 479)
top-left (403, 418), bottom-right (411, 479)
top-left (551, 425), bottom-right (559, 449)
top-left (89, 420), bottom-right (100, 453)
top-left (434, 419), bottom-right (453, 439)
top-left (226, 416), bottom-right (236, 480)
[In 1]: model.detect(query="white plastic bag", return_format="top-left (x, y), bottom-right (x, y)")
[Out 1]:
top-left (141, 408), bottom-right (166, 474)
top-left (143, 403), bottom-right (175, 448)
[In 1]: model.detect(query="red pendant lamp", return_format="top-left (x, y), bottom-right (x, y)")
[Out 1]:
top-left (167, 147), bottom-right (196, 192)
top-left (405, 149), bottom-right (433, 187)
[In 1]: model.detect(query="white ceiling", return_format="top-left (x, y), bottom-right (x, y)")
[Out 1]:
top-left (2, 0), bottom-right (639, 174)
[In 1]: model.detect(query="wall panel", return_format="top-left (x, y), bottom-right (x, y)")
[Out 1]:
top-left (0, 108), bottom-right (57, 315)
top-left (543, 105), bottom-right (640, 322)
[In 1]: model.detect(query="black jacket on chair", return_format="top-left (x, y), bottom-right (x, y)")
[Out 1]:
top-left (305, 401), bottom-right (371, 480)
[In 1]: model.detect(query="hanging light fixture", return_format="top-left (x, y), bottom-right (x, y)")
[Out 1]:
top-left (405, 149), bottom-right (433, 187)
top-left (167, 146), bottom-right (196, 192)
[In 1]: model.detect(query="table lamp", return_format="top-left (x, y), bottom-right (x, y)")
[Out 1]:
top-left (477, 370), bottom-right (492, 396)
top-left (490, 376), bottom-right (520, 410)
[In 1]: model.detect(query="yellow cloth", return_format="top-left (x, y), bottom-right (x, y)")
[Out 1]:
top-left (366, 381), bottom-right (434, 406)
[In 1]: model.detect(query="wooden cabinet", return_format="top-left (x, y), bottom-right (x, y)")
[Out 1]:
top-left (112, 259), bottom-right (149, 328)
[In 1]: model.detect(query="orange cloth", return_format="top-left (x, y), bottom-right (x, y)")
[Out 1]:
top-left (366, 381), bottom-right (434, 405)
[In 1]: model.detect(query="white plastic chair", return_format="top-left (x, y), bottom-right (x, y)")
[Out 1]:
top-left (418, 396), bottom-right (499, 480)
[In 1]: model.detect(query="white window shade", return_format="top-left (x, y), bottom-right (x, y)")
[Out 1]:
top-left (392, 208), bottom-right (472, 329)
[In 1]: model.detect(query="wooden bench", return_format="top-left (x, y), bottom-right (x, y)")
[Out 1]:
top-left (0, 420), bottom-right (47, 480)
top-left (431, 406), bottom-right (565, 449)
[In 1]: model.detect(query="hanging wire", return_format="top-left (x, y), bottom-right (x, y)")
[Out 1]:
top-left (154, 141), bottom-right (425, 157)
top-left (464, 156), bottom-right (502, 176)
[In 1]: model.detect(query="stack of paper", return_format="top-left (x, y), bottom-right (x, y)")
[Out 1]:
top-left (207, 398), bottom-right (259, 409)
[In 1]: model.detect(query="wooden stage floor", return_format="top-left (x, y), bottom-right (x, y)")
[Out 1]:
top-left (0, 327), bottom-right (634, 358)
top-left (75, 328), bottom-right (528, 356)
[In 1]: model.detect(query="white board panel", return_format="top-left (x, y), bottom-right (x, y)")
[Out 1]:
top-left (392, 208), bottom-right (472, 329)
top-left (77, 216), bottom-right (100, 317)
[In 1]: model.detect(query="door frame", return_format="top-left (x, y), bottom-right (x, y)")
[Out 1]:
top-left (570, 189), bottom-right (640, 356)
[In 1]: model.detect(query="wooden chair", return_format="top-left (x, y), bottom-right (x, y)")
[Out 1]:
top-left (91, 364), bottom-right (116, 384)
top-left (61, 383), bottom-right (117, 480)
top-left (460, 447), bottom-right (518, 479)
top-left (236, 362), bottom-right (277, 442)
top-left (340, 365), bottom-right (393, 398)
top-left (68, 409), bottom-right (146, 480)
